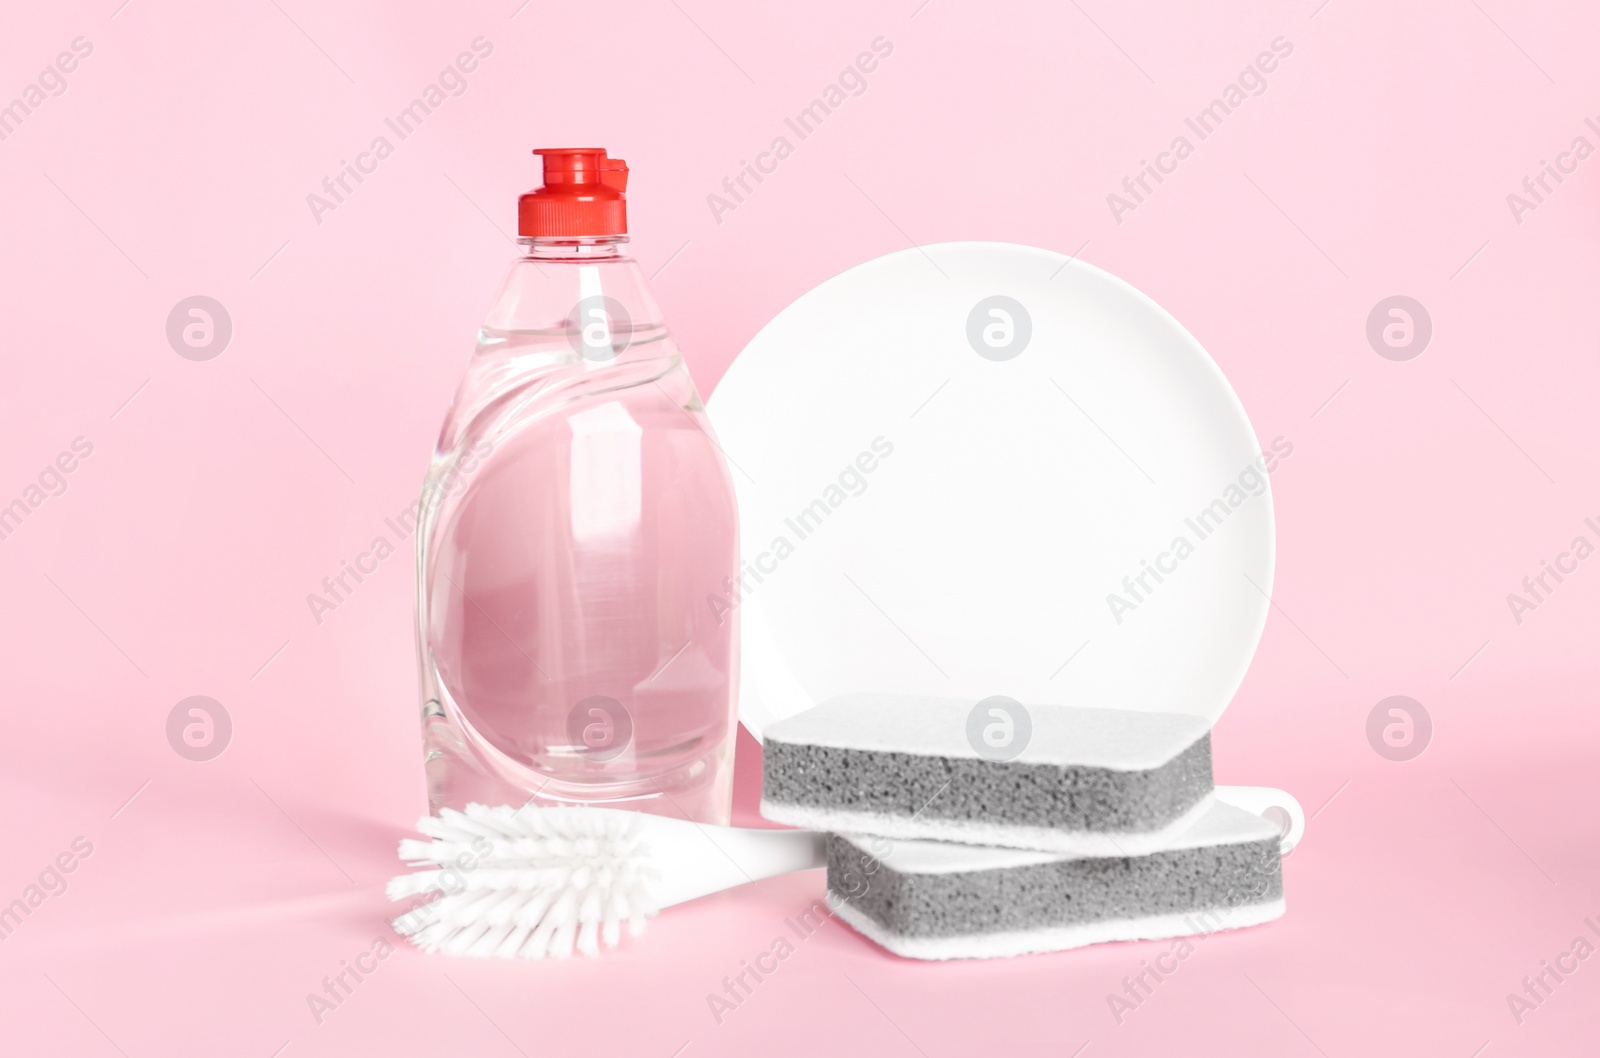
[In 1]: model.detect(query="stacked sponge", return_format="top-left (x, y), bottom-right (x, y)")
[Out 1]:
top-left (760, 693), bottom-right (1283, 960)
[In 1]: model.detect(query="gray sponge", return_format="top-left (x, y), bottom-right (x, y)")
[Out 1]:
top-left (826, 802), bottom-right (1283, 960)
top-left (761, 694), bottom-right (1214, 855)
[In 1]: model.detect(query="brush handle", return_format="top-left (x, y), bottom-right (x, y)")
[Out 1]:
top-left (647, 819), bottom-right (828, 910)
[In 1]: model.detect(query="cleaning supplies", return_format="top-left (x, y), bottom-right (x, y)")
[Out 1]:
top-left (388, 803), bottom-right (825, 958)
top-left (760, 694), bottom-right (1291, 960)
top-left (760, 693), bottom-right (1215, 855)
top-left (415, 149), bottom-right (741, 824)
top-left (825, 802), bottom-right (1282, 961)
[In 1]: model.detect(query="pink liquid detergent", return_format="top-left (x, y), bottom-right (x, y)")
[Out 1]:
top-left (416, 149), bottom-right (739, 823)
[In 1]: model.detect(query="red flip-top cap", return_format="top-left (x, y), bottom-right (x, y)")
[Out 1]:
top-left (519, 148), bottom-right (628, 237)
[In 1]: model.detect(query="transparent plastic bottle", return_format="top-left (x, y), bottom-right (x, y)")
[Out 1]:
top-left (415, 149), bottom-right (739, 824)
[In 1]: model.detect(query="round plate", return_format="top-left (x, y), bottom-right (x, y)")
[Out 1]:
top-left (708, 242), bottom-right (1275, 741)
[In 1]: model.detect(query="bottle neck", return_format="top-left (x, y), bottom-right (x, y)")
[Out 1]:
top-left (519, 236), bottom-right (629, 261)
top-left (485, 235), bottom-right (663, 340)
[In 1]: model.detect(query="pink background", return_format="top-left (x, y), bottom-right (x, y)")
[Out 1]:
top-left (3, 0), bottom-right (1598, 1054)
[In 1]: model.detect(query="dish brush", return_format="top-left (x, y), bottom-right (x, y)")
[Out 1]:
top-left (387, 803), bottom-right (825, 959)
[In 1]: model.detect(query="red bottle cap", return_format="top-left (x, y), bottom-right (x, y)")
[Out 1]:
top-left (519, 148), bottom-right (628, 238)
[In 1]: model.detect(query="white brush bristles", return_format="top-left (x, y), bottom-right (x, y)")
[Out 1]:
top-left (387, 804), bottom-right (660, 960)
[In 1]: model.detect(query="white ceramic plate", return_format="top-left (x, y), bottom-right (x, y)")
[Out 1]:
top-left (708, 242), bottom-right (1276, 741)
